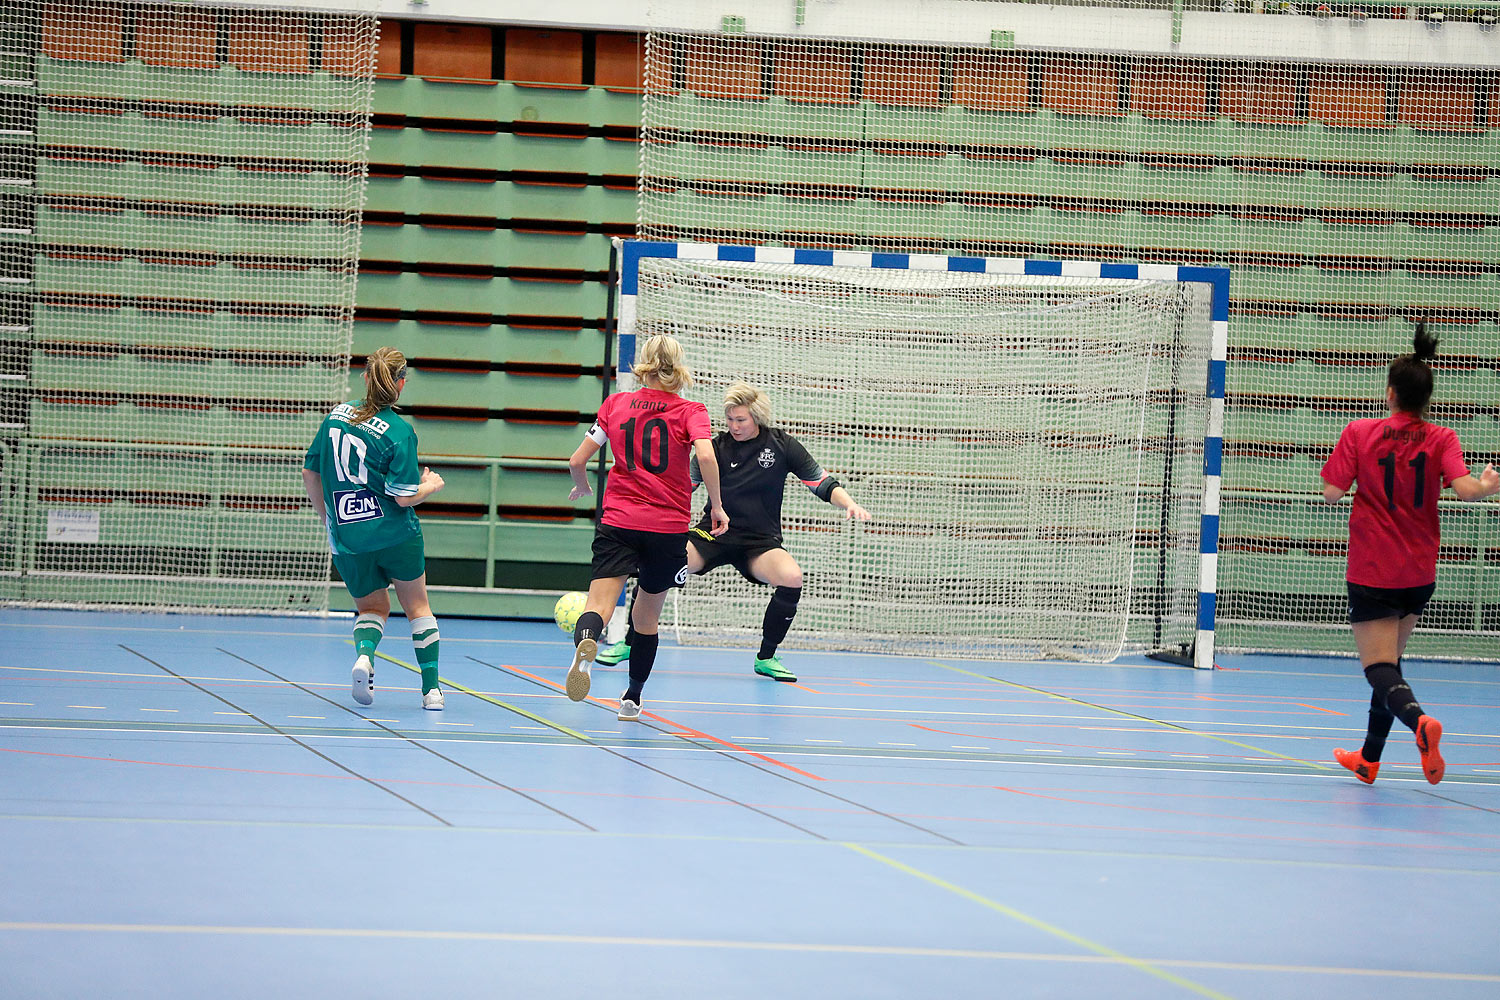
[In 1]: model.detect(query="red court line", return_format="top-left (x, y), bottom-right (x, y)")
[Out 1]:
top-left (1293, 702), bottom-right (1349, 716)
top-left (503, 664), bottom-right (621, 711)
top-left (498, 663), bottom-right (827, 781)
top-left (640, 709), bottom-right (827, 782)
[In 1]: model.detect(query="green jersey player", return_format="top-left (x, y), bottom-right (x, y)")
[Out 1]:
top-left (302, 348), bottom-right (447, 710)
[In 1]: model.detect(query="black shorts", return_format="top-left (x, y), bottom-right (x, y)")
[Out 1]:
top-left (688, 527), bottom-right (782, 585)
top-left (592, 523), bottom-right (689, 594)
top-left (1347, 581), bottom-right (1436, 623)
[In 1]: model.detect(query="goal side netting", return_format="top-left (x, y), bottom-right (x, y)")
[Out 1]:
top-left (620, 245), bottom-right (1218, 663)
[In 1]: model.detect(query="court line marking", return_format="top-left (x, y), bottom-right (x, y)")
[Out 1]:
top-left (456, 656), bottom-right (830, 840)
top-left (118, 645), bottom-right (451, 828)
top-left (10, 665), bottom-right (1497, 741)
top-left (365, 647), bottom-right (590, 743)
top-left (4, 811), bottom-right (1500, 877)
top-left (8, 719), bottom-right (1500, 785)
top-left (471, 656), bottom-right (964, 845)
top-left (0, 922), bottom-right (1494, 981)
top-left (844, 843), bottom-right (1236, 999)
top-left (481, 657), bottom-right (830, 782)
top-left (221, 647), bottom-right (596, 833)
top-left (0, 917), bottom-right (1475, 982)
top-left (929, 660), bottom-right (1332, 770)
top-left (1293, 702), bottom-right (1348, 717)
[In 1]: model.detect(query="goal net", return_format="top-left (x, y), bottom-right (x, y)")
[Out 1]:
top-left (619, 242), bottom-right (1219, 663)
top-left (0, 2), bottom-right (377, 613)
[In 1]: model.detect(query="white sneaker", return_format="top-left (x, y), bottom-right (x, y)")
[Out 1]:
top-left (566, 638), bottom-right (596, 701)
top-left (351, 655), bottom-right (374, 706)
top-left (422, 688), bottom-right (445, 711)
top-left (617, 695), bottom-right (641, 722)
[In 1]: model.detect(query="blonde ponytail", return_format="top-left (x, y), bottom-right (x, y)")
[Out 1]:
top-left (631, 334), bottom-right (693, 393)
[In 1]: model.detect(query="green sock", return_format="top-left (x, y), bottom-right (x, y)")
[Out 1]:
top-left (410, 615), bottom-right (440, 693)
top-left (353, 613), bottom-right (384, 658)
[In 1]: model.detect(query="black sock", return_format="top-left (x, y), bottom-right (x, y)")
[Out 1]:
top-left (574, 611), bottom-right (604, 647)
top-left (1360, 687), bottom-right (1396, 762)
top-left (757, 586), bottom-right (801, 660)
top-left (1364, 660), bottom-right (1424, 733)
top-left (624, 631), bottom-right (659, 702)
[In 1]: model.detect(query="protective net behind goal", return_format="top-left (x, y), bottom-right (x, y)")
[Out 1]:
top-left (632, 256), bottom-right (1210, 662)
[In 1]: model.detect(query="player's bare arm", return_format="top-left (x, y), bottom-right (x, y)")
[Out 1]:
top-left (395, 467), bottom-right (446, 507)
top-left (1451, 463), bottom-right (1499, 502)
top-left (830, 485), bottom-right (871, 520)
top-left (301, 469), bottom-right (327, 519)
top-left (693, 438), bottom-right (730, 535)
top-left (567, 436), bottom-right (603, 500)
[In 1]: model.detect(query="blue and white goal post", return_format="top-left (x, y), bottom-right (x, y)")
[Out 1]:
top-left (612, 238), bottom-right (1227, 668)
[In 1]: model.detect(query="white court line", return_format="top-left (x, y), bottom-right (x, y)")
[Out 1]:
top-left (879, 742), bottom-right (917, 747)
top-left (436, 722), bottom-right (473, 727)
top-left (732, 736), bottom-right (770, 741)
top-left (67, 706), bottom-right (105, 710)
top-left (287, 716), bottom-right (324, 720)
top-left (1025, 749), bottom-right (1061, 753)
top-left (952, 745), bottom-right (990, 750)
top-left (0, 921), bottom-right (1497, 982)
top-left (805, 739), bottom-right (842, 743)
top-left (7, 663), bottom-right (1499, 742)
top-left (138, 708), bottom-right (176, 713)
top-left (3, 723), bottom-right (1496, 784)
top-left (0, 702), bottom-right (33, 706)
top-left (213, 711), bottom-right (250, 717)
top-left (1097, 752), bottom-right (1135, 756)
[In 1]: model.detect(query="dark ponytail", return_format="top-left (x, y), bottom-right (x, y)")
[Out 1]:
top-left (1388, 322), bottom-right (1437, 416)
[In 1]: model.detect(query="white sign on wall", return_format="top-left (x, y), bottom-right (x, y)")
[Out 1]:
top-left (46, 509), bottom-right (101, 544)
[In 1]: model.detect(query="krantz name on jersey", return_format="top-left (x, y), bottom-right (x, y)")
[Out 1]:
top-left (1382, 425), bottom-right (1428, 444)
top-left (628, 398), bottom-right (669, 412)
top-left (331, 403), bottom-right (391, 436)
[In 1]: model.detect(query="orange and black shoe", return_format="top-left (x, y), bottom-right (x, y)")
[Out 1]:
top-left (1415, 715), bottom-right (1445, 785)
top-left (1334, 748), bottom-right (1379, 784)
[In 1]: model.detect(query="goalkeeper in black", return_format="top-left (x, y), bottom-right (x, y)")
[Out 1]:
top-left (596, 381), bottom-right (870, 682)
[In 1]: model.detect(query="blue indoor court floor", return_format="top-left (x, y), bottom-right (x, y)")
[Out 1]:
top-left (1, 608), bottom-right (1497, 999)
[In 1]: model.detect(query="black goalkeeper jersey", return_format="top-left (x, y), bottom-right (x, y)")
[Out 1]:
top-left (689, 426), bottom-right (837, 545)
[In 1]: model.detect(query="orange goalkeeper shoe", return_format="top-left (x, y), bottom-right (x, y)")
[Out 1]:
top-left (1334, 748), bottom-right (1379, 784)
top-left (1415, 715), bottom-right (1445, 785)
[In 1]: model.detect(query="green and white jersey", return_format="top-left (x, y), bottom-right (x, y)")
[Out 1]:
top-left (303, 401), bottom-right (423, 555)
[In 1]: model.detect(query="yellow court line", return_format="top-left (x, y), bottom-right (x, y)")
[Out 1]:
top-left (929, 660), bottom-right (1330, 770)
top-left (844, 844), bottom-right (1238, 1000)
top-left (363, 645), bottom-right (591, 743)
top-left (0, 922), bottom-right (1494, 983)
